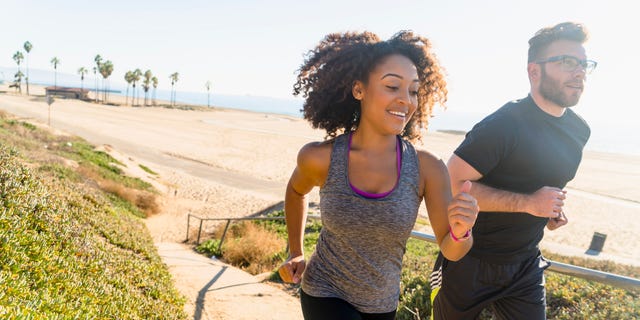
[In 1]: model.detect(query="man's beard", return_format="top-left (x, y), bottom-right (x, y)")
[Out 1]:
top-left (540, 67), bottom-right (581, 108)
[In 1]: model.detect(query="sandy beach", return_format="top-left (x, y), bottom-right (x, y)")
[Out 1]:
top-left (1, 85), bottom-right (638, 262)
top-left (0, 85), bottom-right (638, 317)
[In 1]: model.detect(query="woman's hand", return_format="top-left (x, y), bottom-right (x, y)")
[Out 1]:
top-left (448, 180), bottom-right (479, 239)
top-left (278, 255), bottom-right (306, 284)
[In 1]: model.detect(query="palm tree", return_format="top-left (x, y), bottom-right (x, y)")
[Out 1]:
top-left (92, 66), bottom-right (98, 102)
top-left (23, 41), bottom-right (32, 95)
top-left (13, 71), bottom-right (24, 93)
top-left (124, 71), bottom-right (134, 106)
top-left (205, 81), bottom-right (212, 108)
top-left (143, 70), bottom-right (152, 106)
top-left (94, 55), bottom-right (102, 102)
top-left (169, 72), bottom-right (179, 106)
top-left (78, 67), bottom-right (88, 98)
top-left (98, 60), bottom-right (113, 103)
top-left (12, 51), bottom-right (24, 94)
top-left (151, 76), bottom-right (158, 106)
top-left (132, 69), bottom-right (142, 106)
top-left (50, 57), bottom-right (60, 88)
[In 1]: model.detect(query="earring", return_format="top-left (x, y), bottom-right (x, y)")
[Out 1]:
top-left (352, 110), bottom-right (360, 123)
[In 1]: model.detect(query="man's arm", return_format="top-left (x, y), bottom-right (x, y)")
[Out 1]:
top-left (447, 154), bottom-right (565, 219)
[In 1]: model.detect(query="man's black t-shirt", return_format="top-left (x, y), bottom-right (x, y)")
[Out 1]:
top-left (455, 95), bottom-right (590, 264)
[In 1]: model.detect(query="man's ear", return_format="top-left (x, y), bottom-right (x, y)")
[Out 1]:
top-left (352, 81), bottom-right (364, 100)
top-left (527, 62), bottom-right (540, 82)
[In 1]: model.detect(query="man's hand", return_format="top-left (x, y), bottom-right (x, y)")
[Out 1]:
top-left (527, 186), bottom-right (567, 218)
top-left (547, 211), bottom-right (568, 230)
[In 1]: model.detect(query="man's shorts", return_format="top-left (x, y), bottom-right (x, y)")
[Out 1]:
top-left (430, 251), bottom-right (550, 320)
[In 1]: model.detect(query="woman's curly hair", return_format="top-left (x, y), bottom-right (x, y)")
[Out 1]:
top-left (293, 30), bottom-right (447, 142)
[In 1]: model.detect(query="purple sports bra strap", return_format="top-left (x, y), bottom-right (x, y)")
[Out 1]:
top-left (347, 132), bottom-right (402, 199)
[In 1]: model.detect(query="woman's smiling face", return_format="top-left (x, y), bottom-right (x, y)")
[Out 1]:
top-left (355, 54), bottom-right (419, 136)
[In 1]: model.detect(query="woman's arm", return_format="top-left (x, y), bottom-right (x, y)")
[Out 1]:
top-left (419, 150), bottom-right (478, 261)
top-left (280, 141), bottom-right (330, 283)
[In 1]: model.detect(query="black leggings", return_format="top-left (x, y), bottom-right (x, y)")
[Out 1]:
top-left (300, 289), bottom-right (396, 320)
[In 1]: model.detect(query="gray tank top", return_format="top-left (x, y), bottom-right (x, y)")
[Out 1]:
top-left (301, 133), bottom-right (422, 313)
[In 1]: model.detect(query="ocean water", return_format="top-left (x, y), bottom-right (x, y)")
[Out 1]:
top-left (1, 67), bottom-right (636, 156)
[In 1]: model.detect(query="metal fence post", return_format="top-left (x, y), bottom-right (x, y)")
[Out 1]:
top-left (218, 220), bottom-right (232, 252)
top-left (196, 219), bottom-right (204, 245)
top-left (185, 214), bottom-right (191, 242)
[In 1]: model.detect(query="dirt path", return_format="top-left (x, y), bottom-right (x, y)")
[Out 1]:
top-left (157, 242), bottom-right (302, 320)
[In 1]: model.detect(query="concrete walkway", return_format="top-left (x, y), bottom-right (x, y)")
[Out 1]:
top-left (157, 242), bottom-right (303, 320)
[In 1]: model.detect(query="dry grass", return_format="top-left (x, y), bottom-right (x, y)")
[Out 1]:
top-left (0, 113), bottom-right (160, 217)
top-left (78, 166), bottom-right (161, 216)
top-left (218, 222), bottom-right (286, 274)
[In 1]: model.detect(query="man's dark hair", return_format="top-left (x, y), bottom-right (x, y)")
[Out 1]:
top-left (528, 22), bottom-right (589, 62)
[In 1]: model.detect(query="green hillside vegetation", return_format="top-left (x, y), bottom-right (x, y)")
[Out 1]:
top-left (0, 112), bottom-right (186, 319)
top-left (198, 211), bottom-right (640, 320)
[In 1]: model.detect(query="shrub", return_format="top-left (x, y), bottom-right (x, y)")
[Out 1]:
top-left (37, 163), bottom-right (82, 182)
top-left (139, 164), bottom-right (158, 175)
top-left (219, 222), bottom-right (286, 275)
top-left (0, 145), bottom-right (186, 318)
top-left (101, 181), bottom-right (160, 217)
top-left (256, 209), bottom-right (322, 257)
top-left (78, 166), bottom-right (160, 217)
top-left (196, 238), bottom-right (223, 257)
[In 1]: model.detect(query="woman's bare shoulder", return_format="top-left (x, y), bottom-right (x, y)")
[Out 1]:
top-left (414, 146), bottom-right (451, 198)
top-left (414, 145), bottom-right (449, 187)
top-left (414, 145), bottom-right (447, 170)
top-left (297, 139), bottom-right (334, 175)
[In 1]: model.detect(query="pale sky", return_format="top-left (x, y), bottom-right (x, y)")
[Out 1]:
top-left (2, 0), bottom-right (639, 133)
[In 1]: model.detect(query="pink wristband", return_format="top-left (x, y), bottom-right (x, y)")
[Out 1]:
top-left (449, 226), bottom-right (471, 242)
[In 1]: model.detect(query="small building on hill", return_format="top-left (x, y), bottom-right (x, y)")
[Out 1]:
top-left (45, 86), bottom-right (90, 100)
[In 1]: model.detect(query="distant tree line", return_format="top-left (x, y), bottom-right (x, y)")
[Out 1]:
top-left (8, 40), bottom-right (208, 107)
